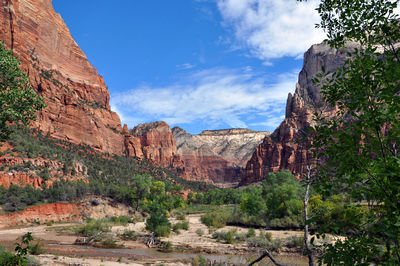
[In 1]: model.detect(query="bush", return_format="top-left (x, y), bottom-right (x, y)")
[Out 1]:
top-left (99, 238), bottom-right (120, 248)
top-left (160, 241), bottom-right (173, 252)
top-left (247, 237), bottom-right (282, 251)
top-left (195, 229), bottom-right (204, 236)
top-left (284, 235), bottom-right (304, 250)
top-left (146, 211), bottom-right (171, 237)
top-left (154, 225), bottom-right (171, 237)
top-left (172, 221), bottom-right (189, 232)
top-left (200, 210), bottom-right (230, 228)
top-left (234, 232), bottom-right (247, 242)
top-left (0, 248), bottom-right (15, 266)
top-left (29, 241), bottom-right (45, 255)
top-left (212, 230), bottom-right (236, 244)
top-left (247, 228), bottom-right (256, 238)
top-left (119, 230), bottom-right (138, 241)
top-left (192, 255), bottom-right (208, 266)
top-left (76, 220), bottom-right (110, 238)
top-left (110, 216), bottom-right (133, 226)
top-left (176, 214), bottom-right (186, 220)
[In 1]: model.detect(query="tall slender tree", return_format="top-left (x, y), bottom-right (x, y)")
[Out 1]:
top-left (299, 0), bottom-right (400, 264)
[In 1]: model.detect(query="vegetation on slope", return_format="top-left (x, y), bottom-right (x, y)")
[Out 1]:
top-left (0, 127), bottom-right (213, 212)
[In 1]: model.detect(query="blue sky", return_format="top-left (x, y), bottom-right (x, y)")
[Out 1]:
top-left (52, 0), bottom-right (324, 134)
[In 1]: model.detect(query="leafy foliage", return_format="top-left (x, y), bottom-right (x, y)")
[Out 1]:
top-left (0, 42), bottom-right (45, 140)
top-left (300, 0), bottom-right (400, 264)
top-left (0, 127), bottom-right (211, 212)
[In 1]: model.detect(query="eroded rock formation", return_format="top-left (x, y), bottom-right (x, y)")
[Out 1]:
top-left (173, 127), bottom-right (270, 185)
top-left (0, 0), bottom-right (126, 154)
top-left (0, 0), bottom-right (183, 177)
top-left (0, 202), bottom-right (82, 228)
top-left (130, 121), bottom-right (185, 171)
top-left (241, 43), bottom-right (351, 185)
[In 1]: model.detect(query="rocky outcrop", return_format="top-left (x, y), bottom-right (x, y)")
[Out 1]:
top-left (0, 0), bottom-right (186, 179)
top-left (130, 122), bottom-right (185, 171)
top-left (0, 202), bottom-right (82, 228)
top-left (0, 0), bottom-right (125, 154)
top-left (173, 127), bottom-right (270, 185)
top-left (242, 43), bottom-right (351, 185)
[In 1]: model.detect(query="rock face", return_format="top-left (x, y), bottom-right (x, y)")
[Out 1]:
top-left (0, 0), bottom-right (125, 154)
top-left (0, 0), bottom-right (184, 175)
top-left (173, 127), bottom-right (270, 185)
top-left (242, 43), bottom-right (351, 185)
top-left (130, 122), bottom-right (185, 171)
top-left (0, 203), bottom-right (82, 228)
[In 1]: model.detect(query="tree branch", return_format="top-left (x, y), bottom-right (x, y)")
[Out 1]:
top-left (249, 250), bottom-right (286, 266)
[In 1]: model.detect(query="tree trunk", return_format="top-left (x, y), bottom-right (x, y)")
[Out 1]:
top-left (304, 165), bottom-right (315, 266)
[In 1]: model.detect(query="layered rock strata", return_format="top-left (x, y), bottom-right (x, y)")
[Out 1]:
top-left (130, 122), bottom-right (185, 171)
top-left (173, 127), bottom-right (270, 185)
top-left (0, 0), bottom-right (125, 154)
top-left (241, 43), bottom-right (351, 185)
top-left (0, 0), bottom-right (181, 175)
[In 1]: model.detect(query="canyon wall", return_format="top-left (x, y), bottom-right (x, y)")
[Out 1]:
top-left (0, 0), bottom-right (181, 174)
top-left (241, 43), bottom-right (353, 185)
top-left (173, 127), bottom-right (270, 185)
top-left (0, 0), bottom-right (126, 154)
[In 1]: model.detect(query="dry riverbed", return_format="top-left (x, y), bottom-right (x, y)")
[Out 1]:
top-left (0, 214), bottom-right (312, 265)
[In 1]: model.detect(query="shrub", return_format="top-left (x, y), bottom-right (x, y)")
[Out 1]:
top-left (29, 241), bottom-right (45, 255)
top-left (172, 221), bottom-right (189, 232)
top-left (200, 210), bottom-right (230, 228)
top-left (192, 255), bottom-right (208, 266)
top-left (146, 211), bottom-right (171, 237)
top-left (234, 232), bottom-right (247, 242)
top-left (119, 230), bottom-right (138, 241)
top-left (110, 216), bottom-right (133, 226)
top-left (259, 231), bottom-right (272, 241)
top-left (99, 238), bottom-right (119, 248)
top-left (176, 214), bottom-right (186, 220)
top-left (247, 228), bottom-right (256, 238)
top-left (76, 220), bottom-right (110, 239)
top-left (284, 235), bottom-right (304, 250)
top-left (212, 229), bottom-right (236, 244)
top-left (0, 248), bottom-right (15, 266)
top-left (45, 221), bottom-right (54, 226)
top-left (154, 225), bottom-right (171, 237)
top-left (195, 229), bottom-right (204, 236)
top-left (160, 241), bottom-right (173, 252)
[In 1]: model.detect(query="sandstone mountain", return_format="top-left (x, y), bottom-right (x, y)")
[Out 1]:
top-left (0, 0), bottom-right (181, 173)
top-left (173, 127), bottom-right (270, 186)
top-left (0, 0), bottom-right (352, 187)
top-left (241, 43), bottom-right (352, 185)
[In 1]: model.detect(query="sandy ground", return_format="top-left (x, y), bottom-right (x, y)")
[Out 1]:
top-left (164, 214), bottom-right (305, 253)
top-left (0, 214), bottom-right (311, 265)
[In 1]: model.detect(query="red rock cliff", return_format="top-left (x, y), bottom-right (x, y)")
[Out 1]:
top-left (0, 0), bottom-right (184, 174)
top-left (0, 0), bottom-right (125, 154)
top-left (241, 43), bottom-right (353, 185)
top-left (130, 121), bottom-right (185, 172)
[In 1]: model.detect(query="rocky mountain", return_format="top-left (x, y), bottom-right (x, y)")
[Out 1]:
top-left (0, 0), bottom-right (181, 172)
top-left (173, 127), bottom-right (270, 186)
top-left (241, 43), bottom-right (353, 185)
top-left (129, 122), bottom-right (185, 171)
top-left (0, 0), bottom-right (354, 187)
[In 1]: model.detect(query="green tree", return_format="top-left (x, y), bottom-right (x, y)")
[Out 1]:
top-left (131, 174), bottom-right (151, 211)
top-left (299, 0), bottom-right (400, 264)
top-left (0, 42), bottom-right (46, 140)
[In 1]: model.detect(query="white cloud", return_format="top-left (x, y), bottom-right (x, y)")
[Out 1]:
top-left (177, 63), bottom-right (196, 70)
top-left (216, 0), bottom-right (325, 63)
top-left (111, 67), bottom-right (298, 130)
